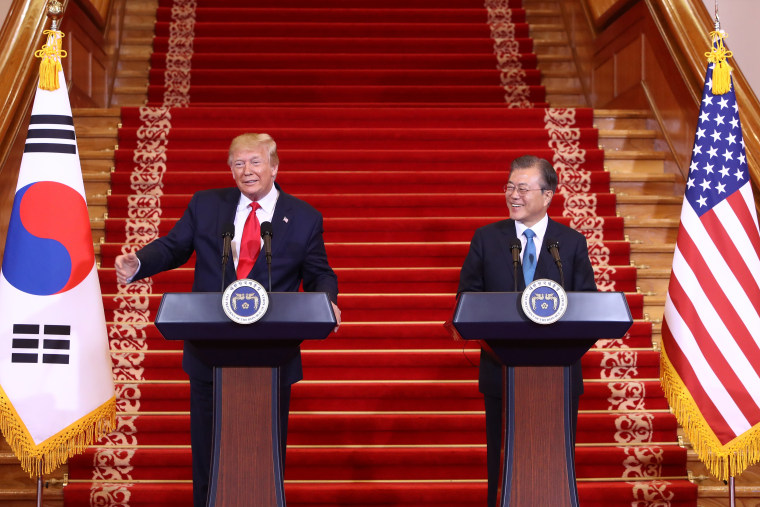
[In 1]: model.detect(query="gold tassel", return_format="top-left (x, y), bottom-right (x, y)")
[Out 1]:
top-left (34, 30), bottom-right (67, 91)
top-left (705, 30), bottom-right (733, 95)
top-left (661, 347), bottom-right (760, 481)
top-left (0, 386), bottom-right (116, 477)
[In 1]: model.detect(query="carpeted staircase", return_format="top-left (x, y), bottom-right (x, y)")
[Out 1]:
top-left (64, 0), bottom-right (697, 505)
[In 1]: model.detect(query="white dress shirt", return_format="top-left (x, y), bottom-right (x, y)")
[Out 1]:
top-left (514, 213), bottom-right (549, 264)
top-left (232, 185), bottom-right (279, 269)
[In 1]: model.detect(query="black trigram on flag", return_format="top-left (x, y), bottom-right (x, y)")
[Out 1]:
top-left (23, 114), bottom-right (77, 155)
top-left (11, 324), bottom-right (71, 364)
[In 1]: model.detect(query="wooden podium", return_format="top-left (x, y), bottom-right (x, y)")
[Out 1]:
top-left (155, 292), bottom-right (336, 507)
top-left (450, 292), bottom-right (632, 507)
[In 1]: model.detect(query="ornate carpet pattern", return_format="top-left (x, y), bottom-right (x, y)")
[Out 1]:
top-left (65, 0), bottom-right (697, 505)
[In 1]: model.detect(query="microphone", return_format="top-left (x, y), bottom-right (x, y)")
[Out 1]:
top-left (220, 223), bottom-right (235, 291)
top-left (510, 238), bottom-right (522, 292)
top-left (546, 238), bottom-right (565, 289)
top-left (261, 221), bottom-right (273, 292)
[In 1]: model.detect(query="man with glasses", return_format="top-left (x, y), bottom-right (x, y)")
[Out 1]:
top-left (457, 155), bottom-right (597, 506)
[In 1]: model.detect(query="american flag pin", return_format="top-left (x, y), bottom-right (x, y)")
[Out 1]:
top-left (283, 216), bottom-right (289, 223)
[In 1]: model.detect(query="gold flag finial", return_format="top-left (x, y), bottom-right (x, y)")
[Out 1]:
top-left (47, 0), bottom-right (63, 31)
top-left (34, 1), bottom-right (67, 91)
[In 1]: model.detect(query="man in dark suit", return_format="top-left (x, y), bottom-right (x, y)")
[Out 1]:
top-left (115, 133), bottom-right (340, 507)
top-left (457, 155), bottom-right (596, 506)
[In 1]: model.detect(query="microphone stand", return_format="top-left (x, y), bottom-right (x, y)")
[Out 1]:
top-left (547, 240), bottom-right (565, 289)
top-left (261, 222), bottom-right (273, 292)
top-left (221, 232), bottom-right (233, 291)
top-left (510, 239), bottom-right (522, 292)
top-left (266, 253), bottom-right (272, 293)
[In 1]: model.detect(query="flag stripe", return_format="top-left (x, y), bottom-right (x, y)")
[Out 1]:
top-left (666, 273), bottom-right (754, 434)
top-left (680, 203), bottom-right (760, 365)
top-left (43, 339), bottom-right (69, 350)
top-left (661, 310), bottom-right (737, 441)
top-left (11, 354), bottom-right (37, 363)
top-left (12, 324), bottom-right (39, 334)
top-left (23, 144), bottom-right (77, 154)
top-left (683, 216), bottom-right (760, 380)
top-left (673, 234), bottom-right (760, 418)
top-left (29, 114), bottom-right (73, 125)
top-left (44, 325), bottom-right (70, 335)
top-left (12, 339), bottom-right (38, 348)
top-left (706, 197), bottom-right (760, 304)
top-left (26, 129), bottom-right (76, 140)
top-left (42, 354), bottom-right (68, 364)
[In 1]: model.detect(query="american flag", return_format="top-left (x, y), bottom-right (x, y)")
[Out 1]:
top-left (661, 64), bottom-right (760, 480)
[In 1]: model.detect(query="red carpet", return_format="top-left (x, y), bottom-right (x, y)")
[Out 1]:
top-left (66, 0), bottom-right (697, 505)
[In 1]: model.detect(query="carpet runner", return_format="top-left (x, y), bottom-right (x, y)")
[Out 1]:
top-left (66, 0), bottom-right (697, 505)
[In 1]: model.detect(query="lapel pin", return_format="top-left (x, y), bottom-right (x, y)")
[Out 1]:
top-left (283, 216), bottom-right (289, 223)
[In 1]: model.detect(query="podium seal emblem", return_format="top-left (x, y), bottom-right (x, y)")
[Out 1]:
top-left (222, 279), bottom-right (269, 324)
top-left (521, 278), bottom-right (568, 325)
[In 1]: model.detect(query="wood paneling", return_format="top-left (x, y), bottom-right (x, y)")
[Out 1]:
top-left (63, 1), bottom-right (109, 107)
top-left (564, 0), bottom-right (760, 202)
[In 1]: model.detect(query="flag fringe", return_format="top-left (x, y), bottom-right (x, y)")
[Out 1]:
top-left (0, 387), bottom-right (116, 477)
top-left (661, 347), bottom-right (760, 480)
top-left (705, 31), bottom-right (733, 95)
top-left (34, 30), bottom-right (66, 91)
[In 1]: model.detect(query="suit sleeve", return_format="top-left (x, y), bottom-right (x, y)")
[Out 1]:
top-left (133, 194), bottom-right (199, 280)
top-left (458, 229), bottom-right (485, 293)
top-left (300, 213), bottom-right (339, 304)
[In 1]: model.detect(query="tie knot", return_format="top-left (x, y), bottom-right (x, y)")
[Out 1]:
top-left (524, 228), bottom-right (535, 239)
top-left (249, 202), bottom-right (261, 212)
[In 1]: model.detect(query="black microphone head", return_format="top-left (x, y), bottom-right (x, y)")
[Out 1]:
top-left (546, 238), bottom-right (559, 251)
top-left (509, 238), bottom-right (522, 252)
top-left (260, 221), bottom-right (273, 238)
top-left (221, 223), bottom-right (235, 238)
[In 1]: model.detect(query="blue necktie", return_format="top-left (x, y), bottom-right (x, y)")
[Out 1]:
top-left (522, 229), bottom-right (537, 285)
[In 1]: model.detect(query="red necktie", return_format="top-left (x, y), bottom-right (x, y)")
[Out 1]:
top-left (236, 202), bottom-right (261, 279)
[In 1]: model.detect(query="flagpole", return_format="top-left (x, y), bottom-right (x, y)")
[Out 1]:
top-left (713, 3), bottom-right (736, 505)
top-left (36, 458), bottom-right (42, 507)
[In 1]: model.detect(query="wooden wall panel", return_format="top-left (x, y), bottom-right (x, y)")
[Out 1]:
top-left (564, 0), bottom-right (760, 202)
top-left (559, 0), bottom-right (596, 103)
top-left (61, 1), bottom-right (109, 107)
top-left (616, 36), bottom-right (642, 94)
top-left (641, 32), bottom-right (696, 177)
top-left (593, 57), bottom-right (616, 105)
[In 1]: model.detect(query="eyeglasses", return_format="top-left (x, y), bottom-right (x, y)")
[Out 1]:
top-left (503, 184), bottom-right (547, 195)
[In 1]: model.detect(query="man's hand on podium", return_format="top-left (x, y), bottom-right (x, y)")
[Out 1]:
top-left (331, 302), bottom-right (341, 332)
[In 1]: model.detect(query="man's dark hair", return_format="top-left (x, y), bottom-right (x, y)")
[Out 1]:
top-left (509, 155), bottom-right (558, 192)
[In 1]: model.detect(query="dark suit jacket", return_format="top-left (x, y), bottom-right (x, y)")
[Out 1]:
top-left (133, 184), bottom-right (339, 383)
top-left (457, 217), bottom-right (597, 396)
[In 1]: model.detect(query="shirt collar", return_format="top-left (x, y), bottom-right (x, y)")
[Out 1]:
top-left (238, 185), bottom-right (279, 214)
top-left (515, 213), bottom-right (549, 240)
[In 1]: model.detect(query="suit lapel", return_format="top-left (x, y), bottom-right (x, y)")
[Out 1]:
top-left (534, 218), bottom-right (559, 282)
top-left (220, 188), bottom-right (240, 285)
top-left (252, 188), bottom-right (294, 274)
top-left (497, 220), bottom-right (524, 290)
